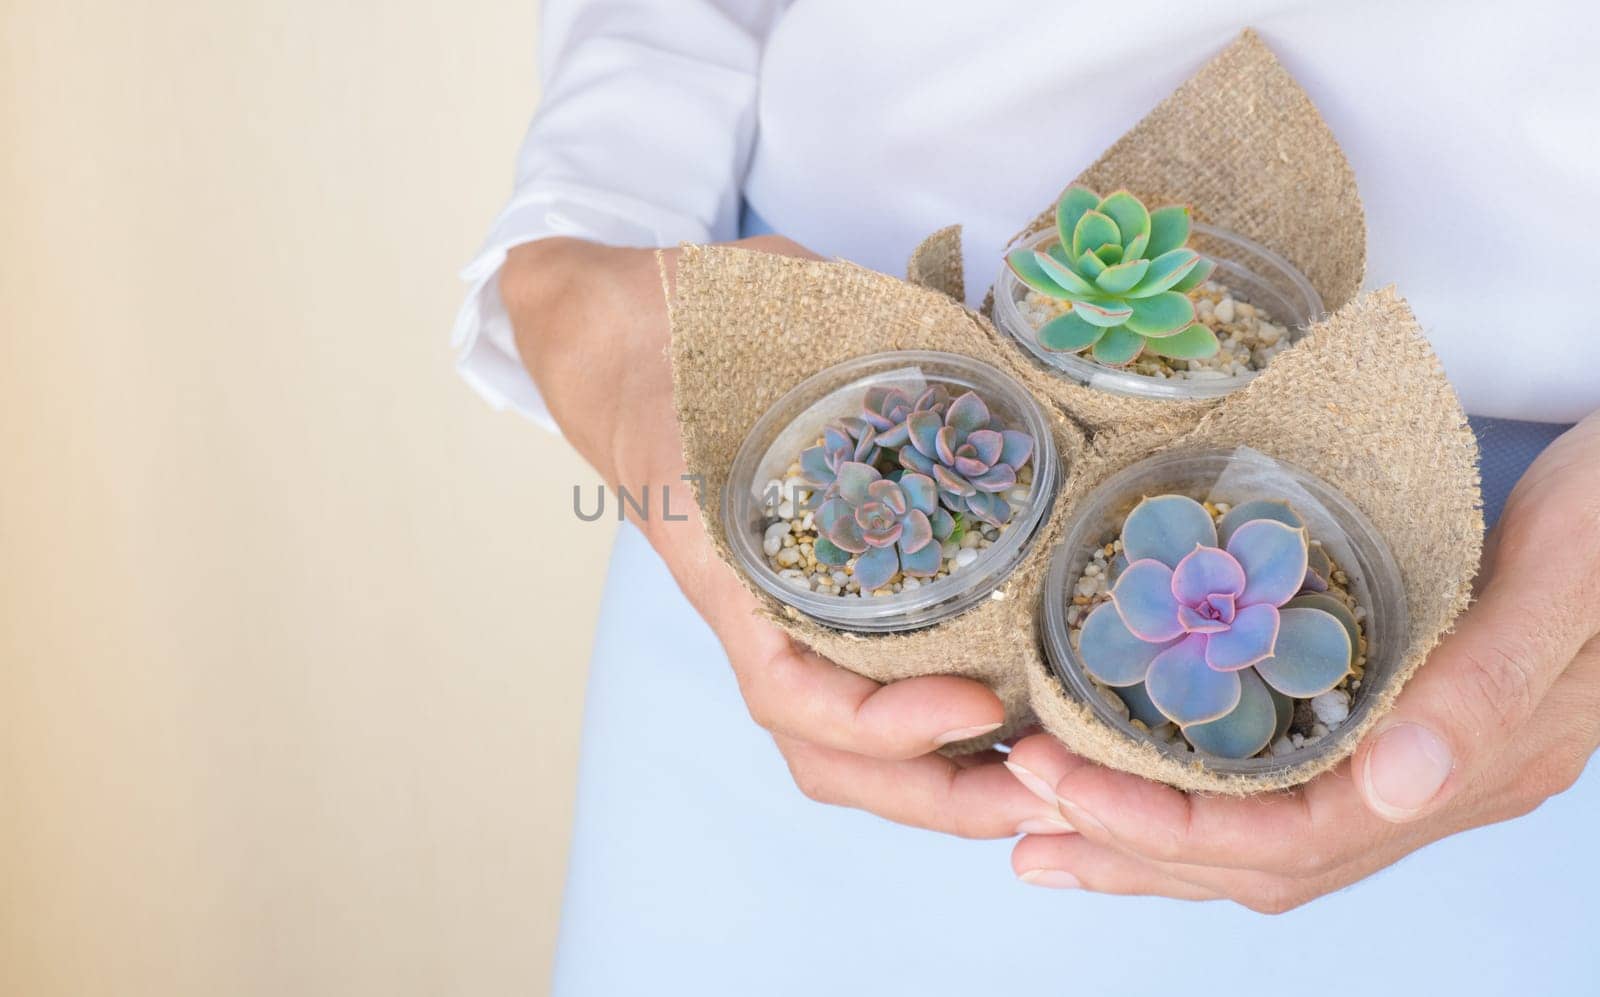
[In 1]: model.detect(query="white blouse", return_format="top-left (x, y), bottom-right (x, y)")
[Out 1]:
top-left (454, 0), bottom-right (1599, 427)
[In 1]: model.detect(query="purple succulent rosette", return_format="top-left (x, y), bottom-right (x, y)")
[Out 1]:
top-left (813, 463), bottom-right (951, 591)
top-left (899, 390), bottom-right (1034, 528)
top-left (788, 383), bottom-right (1037, 596)
top-left (1077, 495), bottom-right (1356, 759)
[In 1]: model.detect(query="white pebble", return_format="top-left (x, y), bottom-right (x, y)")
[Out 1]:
top-left (1007, 487), bottom-right (1030, 503)
top-left (961, 532), bottom-right (981, 549)
top-left (1268, 737), bottom-right (1296, 757)
top-left (940, 540), bottom-right (960, 559)
top-left (1310, 689), bottom-right (1350, 727)
top-left (762, 522), bottom-right (791, 557)
top-left (777, 499), bottom-right (796, 519)
top-left (901, 577), bottom-right (922, 590)
top-left (776, 547), bottom-right (801, 567)
top-left (955, 548), bottom-right (979, 569)
top-left (1214, 297), bottom-right (1236, 323)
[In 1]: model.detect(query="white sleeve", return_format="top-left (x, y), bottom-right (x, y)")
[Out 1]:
top-left (453, 0), bottom-right (786, 429)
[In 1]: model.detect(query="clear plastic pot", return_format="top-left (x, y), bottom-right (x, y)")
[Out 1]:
top-left (1040, 447), bottom-right (1407, 774)
top-left (724, 351), bottom-right (1059, 634)
top-left (993, 224), bottom-right (1324, 400)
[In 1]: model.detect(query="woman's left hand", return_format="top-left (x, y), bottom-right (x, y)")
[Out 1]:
top-left (1004, 413), bottom-right (1600, 911)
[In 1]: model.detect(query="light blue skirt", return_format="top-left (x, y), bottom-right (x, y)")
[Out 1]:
top-left (550, 213), bottom-right (1593, 995)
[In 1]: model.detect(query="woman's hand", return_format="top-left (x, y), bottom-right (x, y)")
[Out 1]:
top-left (500, 237), bottom-right (1071, 838)
top-left (1004, 413), bottom-right (1600, 909)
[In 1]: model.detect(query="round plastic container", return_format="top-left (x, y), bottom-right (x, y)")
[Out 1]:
top-left (724, 351), bottom-right (1059, 633)
top-left (993, 224), bottom-right (1324, 400)
top-left (1040, 447), bottom-right (1407, 774)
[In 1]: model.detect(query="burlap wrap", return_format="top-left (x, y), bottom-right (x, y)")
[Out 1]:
top-left (669, 30), bottom-right (1481, 791)
top-left (912, 29), bottom-right (1367, 438)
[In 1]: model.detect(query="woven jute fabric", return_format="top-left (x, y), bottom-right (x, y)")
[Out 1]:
top-left (671, 236), bottom-right (1478, 789)
top-left (670, 245), bottom-right (1090, 733)
top-left (1026, 288), bottom-right (1482, 793)
top-left (669, 31), bottom-right (1476, 791)
top-left (912, 29), bottom-right (1367, 438)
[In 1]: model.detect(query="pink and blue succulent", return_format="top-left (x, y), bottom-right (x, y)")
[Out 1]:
top-left (813, 463), bottom-right (954, 591)
top-left (792, 384), bottom-right (1034, 592)
top-left (1077, 494), bottom-right (1355, 758)
top-left (899, 390), bottom-right (1034, 528)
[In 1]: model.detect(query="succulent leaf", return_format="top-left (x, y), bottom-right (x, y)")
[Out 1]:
top-left (1034, 250), bottom-right (1099, 297)
top-left (1202, 603), bottom-right (1281, 671)
top-left (1146, 205), bottom-right (1192, 258)
top-left (1226, 519), bottom-right (1310, 608)
top-left (1117, 682), bottom-right (1172, 729)
top-left (1036, 311), bottom-right (1105, 352)
top-left (1076, 248), bottom-right (1107, 279)
top-left (1128, 248), bottom-right (1201, 297)
top-left (1145, 634), bottom-right (1243, 726)
top-left (1073, 211), bottom-right (1121, 259)
top-left (1143, 323), bottom-right (1219, 360)
top-left (1303, 545), bottom-right (1332, 592)
top-left (1097, 190), bottom-right (1152, 250)
top-left (813, 536), bottom-right (850, 566)
top-left (1079, 601), bottom-right (1177, 686)
top-left (1283, 594), bottom-right (1359, 660)
top-left (1094, 258), bottom-right (1151, 295)
top-left (1121, 494), bottom-right (1217, 568)
top-left (1055, 186), bottom-right (1103, 251)
top-left (1253, 607), bottom-right (1352, 697)
top-left (1170, 255), bottom-right (1217, 294)
top-left (854, 545), bottom-right (900, 591)
top-left (1125, 291), bottom-right (1197, 337)
top-left (1217, 498), bottom-right (1303, 545)
top-left (965, 491), bottom-right (1012, 527)
top-left (1183, 667), bottom-right (1279, 759)
top-left (1069, 300), bottom-right (1135, 328)
top-left (1110, 559), bottom-right (1186, 642)
top-left (945, 391), bottom-right (991, 434)
top-left (1171, 546), bottom-right (1246, 605)
top-left (1090, 326), bottom-right (1147, 365)
top-left (834, 461), bottom-right (880, 505)
top-left (1008, 248), bottom-right (1073, 298)
top-left (898, 537), bottom-right (942, 576)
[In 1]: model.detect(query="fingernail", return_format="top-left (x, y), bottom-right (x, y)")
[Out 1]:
top-left (1015, 815), bottom-right (1076, 835)
top-left (1003, 761), bottom-right (1059, 804)
top-left (1363, 722), bottom-right (1454, 821)
top-left (1019, 869), bottom-right (1081, 889)
top-left (1054, 798), bottom-right (1107, 837)
top-left (935, 722), bottom-right (1002, 746)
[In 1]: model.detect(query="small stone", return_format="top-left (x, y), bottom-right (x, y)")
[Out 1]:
top-left (776, 547), bottom-right (801, 567)
top-left (762, 522), bottom-right (791, 557)
top-left (955, 548), bottom-right (978, 569)
top-left (901, 576), bottom-right (921, 590)
top-left (1097, 684), bottom-right (1131, 721)
top-left (961, 532), bottom-right (981, 549)
top-left (1214, 297), bottom-right (1236, 323)
top-left (1310, 689), bottom-right (1350, 727)
top-left (1268, 737), bottom-right (1295, 757)
top-left (941, 540), bottom-right (960, 559)
top-left (1007, 487), bottom-right (1030, 503)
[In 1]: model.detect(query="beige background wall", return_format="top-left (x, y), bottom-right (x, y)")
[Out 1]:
top-left (0, 1), bottom-right (610, 994)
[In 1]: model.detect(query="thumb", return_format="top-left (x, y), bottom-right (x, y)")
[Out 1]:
top-left (1353, 549), bottom-right (1592, 823)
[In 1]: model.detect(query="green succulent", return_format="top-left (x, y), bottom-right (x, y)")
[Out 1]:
top-left (1007, 186), bottom-right (1220, 367)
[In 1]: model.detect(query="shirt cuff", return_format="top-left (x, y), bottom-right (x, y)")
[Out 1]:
top-left (452, 185), bottom-right (715, 432)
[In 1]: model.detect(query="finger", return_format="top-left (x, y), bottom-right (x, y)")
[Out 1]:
top-left (1049, 754), bottom-right (1405, 877)
top-left (1003, 733), bottom-right (1090, 811)
top-left (775, 735), bottom-right (1075, 838)
top-left (733, 638), bottom-right (1006, 759)
top-left (1012, 835), bottom-right (1220, 900)
top-left (1352, 554), bottom-right (1598, 824)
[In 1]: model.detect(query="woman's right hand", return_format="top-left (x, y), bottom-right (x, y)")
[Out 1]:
top-left (499, 236), bottom-right (1074, 838)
